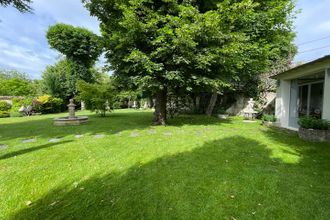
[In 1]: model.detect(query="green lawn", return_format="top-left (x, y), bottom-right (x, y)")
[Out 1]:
top-left (0, 110), bottom-right (329, 219)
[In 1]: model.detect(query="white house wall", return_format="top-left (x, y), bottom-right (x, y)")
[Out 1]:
top-left (275, 80), bottom-right (291, 128)
top-left (323, 68), bottom-right (330, 120)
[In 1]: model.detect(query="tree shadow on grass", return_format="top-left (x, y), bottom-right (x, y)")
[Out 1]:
top-left (0, 111), bottom-right (228, 142)
top-left (11, 136), bottom-right (329, 220)
top-left (0, 140), bottom-right (73, 160)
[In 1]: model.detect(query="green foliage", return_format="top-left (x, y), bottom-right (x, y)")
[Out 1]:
top-left (10, 97), bottom-right (33, 112)
top-left (83, 0), bottom-right (296, 122)
top-left (45, 24), bottom-right (103, 99)
top-left (0, 69), bottom-right (35, 96)
top-left (0, 111), bottom-right (10, 118)
top-left (0, 100), bottom-right (11, 111)
top-left (41, 59), bottom-right (102, 100)
top-left (42, 59), bottom-right (73, 100)
top-left (77, 78), bottom-right (114, 116)
top-left (83, 0), bottom-right (296, 89)
top-left (47, 24), bottom-right (103, 66)
top-left (36, 95), bottom-right (64, 114)
top-left (262, 114), bottom-right (277, 122)
top-left (298, 117), bottom-right (329, 131)
top-left (0, 0), bottom-right (32, 12)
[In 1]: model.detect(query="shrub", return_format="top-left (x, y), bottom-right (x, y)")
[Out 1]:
top-left (262, 114), bottom-right (276, 122)
top-left (0, 101), bottom-right (11, 111)
top-left (298, 117), bottom-right (329, 130)
top-left (77, 80), bottom-right (114, 117)
top-left (0, 111), bottom-right (10, 118)
top-left (36, 95), bottom-right (63, 114)
top-left (11, 97), bottom-right (33, 112)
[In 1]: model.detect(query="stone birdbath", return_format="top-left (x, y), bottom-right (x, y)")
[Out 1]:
top-left (54, 99), bottom-right (88, 126)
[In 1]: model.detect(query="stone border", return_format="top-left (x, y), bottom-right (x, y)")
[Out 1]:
top-left (298, 127), bottom-right (330, 142)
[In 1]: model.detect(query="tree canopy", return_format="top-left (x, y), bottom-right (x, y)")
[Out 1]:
top-left (47, 24), bottom-right (103, 68)
top-left (83, 0), bottom-right (296, 124)
top-left (45, 24), bottom-right (104, 99)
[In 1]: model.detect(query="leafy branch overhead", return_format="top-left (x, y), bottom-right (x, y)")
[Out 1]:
top-left (0, 0), bottom-right (32, 12)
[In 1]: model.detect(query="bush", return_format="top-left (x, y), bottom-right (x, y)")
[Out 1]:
top-left (0, 101), bottom-right (11, 111)
top-left (77, 80), bottom-right (114, 117)
top-left (11, 97), bottom-right (33, 112)
top-left (262, 114), bottom-right (276, 122)
top-left (0, 111), bottom-right (10, 118)
top-left (36, 95), bottom-right (63, 114)
top-left (298, 117), bottom-right (329, 130)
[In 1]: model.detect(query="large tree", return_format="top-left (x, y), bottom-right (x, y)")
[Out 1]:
top-left (45, 24), bottom-right (103, 98)
top-left (0, 0), bottom-right (32, 12)
top-left (83, 0), bottom-right (296, 125)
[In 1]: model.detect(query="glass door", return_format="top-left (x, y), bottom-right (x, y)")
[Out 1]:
top-left (298, 82), bottom-right (324, 119)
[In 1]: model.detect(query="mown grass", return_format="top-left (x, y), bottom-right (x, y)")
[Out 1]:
top-left (0, 109), bottom-right (329, 219)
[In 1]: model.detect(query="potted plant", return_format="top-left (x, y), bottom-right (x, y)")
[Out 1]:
top-left (298, 117), bottom-right (330, 142)
top-left (262, 114), bottom-right (277, 127)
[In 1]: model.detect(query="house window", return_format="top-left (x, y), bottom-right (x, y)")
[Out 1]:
top-left (298, 82), bottom-right (324, 119)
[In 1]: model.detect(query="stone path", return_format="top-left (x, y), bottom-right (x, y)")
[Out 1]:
top-left (0, 144), bottom-right (8, 150)
top-left (130, 132), bottom-right (140, 137)
top-left (148, 130), bottom-right (156, 134)
top-left (163, 132), bottom-right (172, 136)
top-left (49, 138), bottom-right (62, 143)
top-left (113, 131), bottom-right (122, 136)
top-left (75, 135), bottom-right (84, 139)
top-left (94, 134), bottom-right (105, 139)
top-left (22, 139), bottom-right (36, 143)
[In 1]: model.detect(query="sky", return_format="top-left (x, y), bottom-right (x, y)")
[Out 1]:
top-left (0, 0), bottom-right (330, 79)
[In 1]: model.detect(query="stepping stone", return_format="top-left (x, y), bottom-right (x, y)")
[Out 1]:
top-left (0, 144), bottom-right (8, 150)
top-left (22, 139), bottom-right (36, 143)
top-left (148, 130), bottom-right (156, 134)
top-left (163, 132), bottom-right (172, 136)
top-left (94, 134), bottom-right (105, 138)
top-left (113, 131), bottom-right (122, 136)
top-left (49, 138), bottom-right (61, 143)
top-left (196, 131), bottom-right (203, 136)
top-left (130, 132), bottom-right (140, 137)
top-left (243, 120), bottom-right (257, 123)
top-left (75, 135), bottom-right (84, 139)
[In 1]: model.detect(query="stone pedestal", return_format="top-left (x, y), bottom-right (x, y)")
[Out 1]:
top-left (68, 99), bottom-right (76, 119)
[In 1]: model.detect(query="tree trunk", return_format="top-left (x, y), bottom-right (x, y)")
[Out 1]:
top-left (195, 96), bottom-right (200, 113)
top-left (206, 92), bottom-right (218, 116)
top-left (154, 89), bottom-right (167, 125)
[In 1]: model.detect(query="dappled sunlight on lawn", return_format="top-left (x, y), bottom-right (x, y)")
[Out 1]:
top-left (266, 144), bottom-right (301, 164)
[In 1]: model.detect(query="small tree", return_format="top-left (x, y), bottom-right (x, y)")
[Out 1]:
top-left (77, 77), bottom-right (114, 117)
